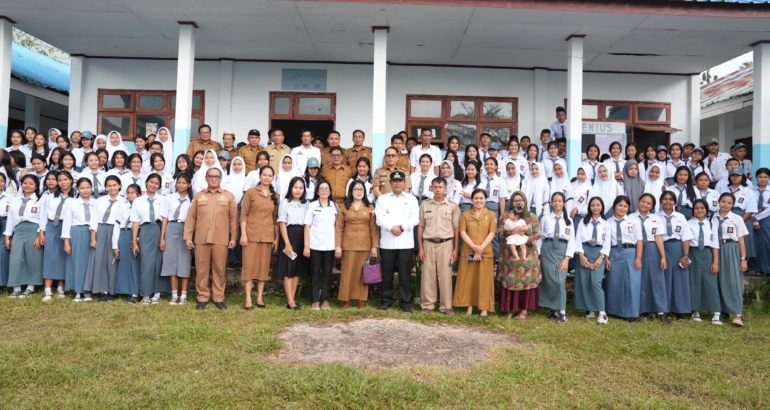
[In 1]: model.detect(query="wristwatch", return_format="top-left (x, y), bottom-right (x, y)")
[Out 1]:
top-left (740, 257), bottom-right (747, 261)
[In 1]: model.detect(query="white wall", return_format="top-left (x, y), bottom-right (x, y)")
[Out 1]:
top-left (80, 58), bottom-right (692, 149)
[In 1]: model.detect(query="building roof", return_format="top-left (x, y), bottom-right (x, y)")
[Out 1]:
top-left (11, 43), bottom-right (70, 94)
top-left (700, 65), bottom-right (753, 107)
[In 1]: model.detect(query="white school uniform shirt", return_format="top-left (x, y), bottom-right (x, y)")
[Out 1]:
top-left (542, 156), bottom-right (560, 180)
top-left (0, 192), bottom-right (9, 218)
top-left (27, 170), bottom-right (48, 194)
top-left (305, 177), bottom-right (317, 201)
top-left (163, 192), bottom-right (191, 222)
top-left (478, 146), bottom-right (490, 163)
top-left (3, 194), bottom-right (44, 235)
top-left (696, 188), bottom-right (720, 214)
top-left (346, 176), bottom-right (375, 204)
top-left (506, 156), bottom-right (528, 181)
top-left (481, 174), bottom-right (507, 204)
top-left (91, 195), bottom-right (127, 230)
top-left (5, 145), bottom-right (32, 165)
top-left (739, 158), bottom-right (753, 180)
top-left (130, 194), bottom-right (167, 224)
top-left (581, 159), bottom-right (601, 182)
top-left (688, 162), bottom-right (711, 181)
top-left (572, 217), bottom-right (612, 257)
top-left (113, 203), bottom-right (135, 250)
top-left (410, 172), bottom-right (435, 199)
top-left (607, 214), bottom-right (643, 246)
top-left (153, 171), bottom-right (174, 196)
top-left (666, 184), bottom-right (694, 211)
top-left (290, 145), bottom-right (321, 174)
top-left (666, 159), bottom-right (687, 180)
top-left (725, 185), bottom-right (757, 215)
top-left (710, 211), bottom-right (749, 241)
top-left (657, 211), bottom-right (693, 242)
top-left (550, 119), bottom-right (568, 140)
top-left (538, 212), bottom-right (576, 257)
top-left (603, 157), bottom-right (627, 178)
top-left (106, 167), bottom-right (130, 179)
top-left (120, 173), bottom-right (147, 196)
top-left (375, 191), bottom-right (420, 249)
top-left (707, 152), bottom-right (731, 182)
top-left (632, 211), bottom-right (666, 242)
top-left (571, 185), bottom-right (593, 217)
top-left (71, 147), bottom-right (94, 168)
top-left (715, 177), bottom-right (753, 193)
top-left (243, 170), bottom-right (261, 191)
top-left (82, 168), bottom-right (108, 195)
top-left (752, 186), bottom-right (770, 225)
top-left (686, 218), bottom-right (720, 249)
top-left (445, 179), bottom-right (463, 205)
top-left (304, 200), bottom-right (338, 251)
top-left (409, 145), bottom-right (442, 170)
top-left (459, 182), bottom-right (477, 205)
top-left (537, 145), bottom-right (549, 163)
top-left (61, 197), bottom-right (96, 239)
top-left (38, 192), bottom-right (73, 230)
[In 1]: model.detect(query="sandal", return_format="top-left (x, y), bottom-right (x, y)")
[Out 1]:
top-left (516, 313), bottom-right (528, 320)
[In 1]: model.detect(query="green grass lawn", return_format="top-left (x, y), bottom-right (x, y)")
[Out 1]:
top-left (1, 294), bottom-right (769, 409)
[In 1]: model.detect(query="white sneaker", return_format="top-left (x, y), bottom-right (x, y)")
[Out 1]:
top-left (731, 315), bottom-right (744, 327)
top-left (57, 287), bottom-right (66, 298)
top-left (19, 289), bottom-right (34, 299)
top-left (73, 294), bottom-right (82, 303)
top-left (586, 311), bottom-right (596, 318)
top-left (8, 291), bottom-right (21, 298)
top-left (141, 297), bottom-right (151, 305)
top-left (169, 295), bottom-right (179, 305)
top-left (42, 292), bottom-right (53, 302)
top-left (178, 295), bottom-right (186, 305)
top-left (597, 314), bottom-right (608, 324)
top-left (711, 314), bottom-right (722, 325)
top-left (83, 293), bottom-right (93, 302)
top-left (691, 311), bottom-right (702, 322)
top-left (151, 295), bottom-right (160, 304)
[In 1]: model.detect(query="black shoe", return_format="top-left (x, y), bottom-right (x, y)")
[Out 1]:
top-left (656, 313), bottom-right (672, 324)
top-left (378, 304), bottom-right (391, 311)
top-left (557, 313), bottom-right (568, 323)
top-left (256, 303), bottom-right (266, 309)
top-left (196, 302), bottom-right (207, 310)
top-left (97, 294), bottom-right (109, 303)
top-left (126, 296), bottom-right (138, 304)
top-left (626, 317), bottom-right (637, 323)
top-left (401, 307), bottom-right (412, 315)
top-left (721, 312), bottom-right (730, 321)
top-left (105, 294), bottom-right (116, 302)
top-left (214, 302), bottom-right (227, 310)
top-left (547, 310), bottom-right (557, 319)
top-left (244, 306), bottom-right (254, 310)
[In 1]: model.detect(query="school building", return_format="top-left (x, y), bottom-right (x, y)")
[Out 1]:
top-left (1, 0), bottom-right (769, 175)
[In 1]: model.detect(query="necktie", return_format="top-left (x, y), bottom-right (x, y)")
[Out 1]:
top-left (640, 215), bottom-right (649, 242)
top-left (53, 196), bottom-right (66, 227)
top-left (676, 186), bottom-right (685, 210)
top-left (419, 175), bottom-right (426, 196)
top-left (83, 203), bottom-right (91, 222)
top-left (698, 222), bottom-right (705, 250)
top-left (554, 216), bottom-right (561, 238)
top-left (481, 149), bottom-right (487, 162)
top-left (729, 185), bottom-right (737, 194)
top-left (708, 156), bottom-right (713, 169)
top-left (148, 198), bottom-right (155, 222)
top-left (615, 219), bottom-right (622, 249)
top-left (758, 189), bottom-right (765, 212)
top-left (102, 199), bottom-right (116, 223)
top-left (485, 177), bottom-right (491, 197)
top-left (18, 198), bottom-right (30, 216)
top-left (173, 198), bottom-right (185, 220)
top-left (91, 172), bottom-right (100, 198)
top-left (614, 160), bottom-right (620, 174)
top-left (717, 217), bottom-right (724, 241)
top-left (590, 162), bottom-right (597, 178)
top-left (132, 176), bottom-right (139, 185)
top-left (561, 124), bottom-right (566, 138)
top-left (665, 215), bottom-right (673, 236)
top-left (590, 220), bottom-right (599, 246)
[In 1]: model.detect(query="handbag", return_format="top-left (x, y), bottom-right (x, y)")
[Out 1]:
top-left (362, 256), bottom-right (382, 285)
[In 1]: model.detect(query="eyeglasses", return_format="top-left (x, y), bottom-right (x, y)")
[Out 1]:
top-left (513, 199), bottom-right (524, 204)
top-left (385, 154), bottom-right (397, 158)
top-left (206, 175), bottom-right (221, 179)
top-left (352, 188), bottom-right (365, 192)
top-left (318, 187), bottom-right (330, 192)
top-left (331, 154), bottom-right (342, 158)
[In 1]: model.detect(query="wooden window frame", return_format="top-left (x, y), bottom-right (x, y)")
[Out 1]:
top-left (98, 89), bottom-right (205, 141)
top-left (581, 103), bottom-right (600, 121)
top-left (408, 96), bottom-right (445, 121)
top-left (269, 92), bottom-right (337, 121)
top-left (568, 99), bottom-right (672, 145)
top-left (634, 102), bottom-right (671, 125)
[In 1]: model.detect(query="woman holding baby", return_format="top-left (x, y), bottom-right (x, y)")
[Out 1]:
top-left (496, 191), bottom-right (542, 320)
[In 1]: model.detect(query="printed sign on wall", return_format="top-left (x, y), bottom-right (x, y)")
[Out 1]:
top-left (282, 69), bottom-right (327, 91)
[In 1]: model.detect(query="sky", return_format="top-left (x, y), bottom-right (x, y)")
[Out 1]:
top-left (706, 51), bottom-right (753, 79)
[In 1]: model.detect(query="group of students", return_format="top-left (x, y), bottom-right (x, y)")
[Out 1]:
top-left (0, 120), bottom-right (759, 326)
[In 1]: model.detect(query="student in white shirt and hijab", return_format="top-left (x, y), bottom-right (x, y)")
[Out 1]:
top-left (192, 149), bottom-right (223, 194)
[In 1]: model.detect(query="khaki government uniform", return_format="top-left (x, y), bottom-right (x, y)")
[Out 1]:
top-left (320, 146), bottom-right (345, 167)
top-left (186, 139), bottom-right (223, 158)
top-left (397, 153), bottom-right (411, 173)
top-left (374, 166), bottom-right (412, 195)
top-left (321, 164), bottom-right (353, 206)
top-left (345, 145), bottom-right (372, 168)
top-left (237, 145), bottom-right (265, 174)
top-left (222, 146), bottom-right (238, 161)
top-left (335, 204), bottom-right (379, 301)
top-left (265, 144), bottom-right (292, 172)
top-left (240, 187), bottom-right (279, 282)
top-left (184, 187), bottom-right (238, 303)
top-left (419, 197), bottom-right (461, 313)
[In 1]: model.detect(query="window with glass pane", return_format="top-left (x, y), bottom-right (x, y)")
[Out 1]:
top-left (169, 117), bottom-right (201, 135)
top-left (482, 102), bottom-right (513, 120)
top-left (101, 116), bottom-right (131, 136)
top-left (274, 97), bottom-right (290, 115)
top-left (582, 105), bottom-right (598, 119)
top-left (298, 98), bottom-right (331, 115)
top-left (170, 95), bottom-right (201, 110)
top-left (637, 107), bottom-right (667, 122)
top-left (446, 124), bottom-right (477, 150)
top-left (450, 101), bottom-right (475, 118)
top-left (409, 125), bottom-right (444, 143)
top-left (102, 94), bottom-right (132, 109)
top-left (136, 115), bottom-right (166, 138)
top-left (410, 100), bottom-right (442, 118)
top-left (482, 127), bottom-right (512, 147)
top-left (138, 95), bottom-right (164, 111)
top-left (605, 105), bottom-right (630, 121)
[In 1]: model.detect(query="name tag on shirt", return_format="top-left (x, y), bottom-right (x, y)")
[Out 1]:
top-left (31, 207), bottom-right (38, 214)
top-left (675, 226), bottom-right (681, 233)
top-left (651, 228), bottom-right (657, 234)
top-left (727, 227), bottom-right (734, 233)
top-left (578, 197), bottom-right (584, 203)
top-left (738, 197), bottom-right (744, 204)
top-left (564, 228), bottom-right (570, 235)
top-left (627, 226), bottom-right (634, 233)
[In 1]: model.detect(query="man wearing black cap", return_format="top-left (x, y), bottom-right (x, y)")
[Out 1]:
top-left (237, 129), bottom-right (264, 174)
top-left (550, 106), bottom-right (568, 140)
top-left (374, 170), bottom-right (420, 314)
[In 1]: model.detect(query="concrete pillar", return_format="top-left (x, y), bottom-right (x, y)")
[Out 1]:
top-left (173, 23), bottom-right (196, 158)
top-left (68, 56), bottom-right (85, 132)
top-left (566, 35), bottom-right (584, 177)
top-left (217, 59), bottom-right (233, 142)
top-left (0, 18), bottom-right (13, 142)
top-left (753, 42), bottom-right (770, 172)
top-left (371, 27), bottom-right (388, 169)
top-left (24, 95), bottom-right (41, 130)
top-left (688, 74), bottom-right (701, 146)
top-left (533, 68), bottom-right (548, 135)
top-left (718, 112), bottom-right (734, 149)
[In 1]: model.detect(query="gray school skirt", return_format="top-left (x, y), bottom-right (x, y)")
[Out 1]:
top-left (7, 221), bottom-right (43, 287)
top-left (160, 222), bottom-right (191, 278)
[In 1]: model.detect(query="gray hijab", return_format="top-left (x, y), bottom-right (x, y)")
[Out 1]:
top-left (623, 160), bottom-right (645, 213)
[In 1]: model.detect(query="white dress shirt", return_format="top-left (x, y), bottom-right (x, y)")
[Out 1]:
top-left (696, 188), bottom-right (720, 214)
top-left (113, 203), bottom-right (135, 249)
top-left (61, 197), bottom-right (97, 238)
top-left (304, 200), bottom-right (338, 251)
top-left (572, 217), bottom-right (612, 257)
top-left (657, 211), bottom-right (694, 242)
top-left (607, 214), bottom-right (643, 246)
top-left (686, 217), bottom-right (720, 249)
top-left (538, 212), bottom-right (576, 258)
top-left (0, 192), bottom-right (10, 218)
top-left (120, 172), bottom-right (147, 196)
top-left (631, 211), bottom-right (666, 242)
top-left (3, 194), bottom-right (44, 235)
top-left (37, 193), bottom-right (73, 231)
top-left (409, 145), bottom-right (442, 170)
top-left (82, 168), bottom-right (108, 196)
top-left (163, 192), bottom-right (191, 223)
top-left (291, 145), bottom-right (321, 174)
top-left (91, 195), bottom-right (128, 229)
top-left (725, 185), bottom-right (757, 214)
top-left (550, 119), bottom-right (568, 139)
top-left (542, 156), bottom-right (560, 180)
top-left (481, 174), bottom-right (508, 204)
top-left (707, 152), bottom-right (731, 182)
top-left (154, 171), bottom-right (174, 196)
top-left (666, 184), bottom-right (694, 211)
top-left (410, 172), bottom-right (435, 199)
top-left (581, 160), bottom-right (600, 181)
top-left (710, 211), bottom-right (749, 241)
top-left (375, 191), bottom-right (420, 249)
top-left (130, 194), bottom-right (166, 224)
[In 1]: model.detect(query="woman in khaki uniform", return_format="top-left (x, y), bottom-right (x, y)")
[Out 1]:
top-left (335, 180), bottom-right (379, 309)
top-left (240, 166), bottom-right (279, 309)
top-left (453, 188), bottom-right (498, 317)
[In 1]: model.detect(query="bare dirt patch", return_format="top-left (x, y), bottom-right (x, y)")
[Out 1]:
top-left (275, 318), bottom-right (522, 369)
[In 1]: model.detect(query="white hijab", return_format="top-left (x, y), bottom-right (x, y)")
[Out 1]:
top-left (644, 163), bottom-right (666, 212)
top-left (572, 165), bottom-right (593, 198)
top-left (156, 127), bottom-right (175, 174)
top-left (275, 154), bottom-right (302, 198)
top-left (193, 149), bottom-right (224, 193)
top-left (522, 162), bottom-right (548, 214)
top-left (226, 156), bottom-right (246, 204)
top-left (549, 158), bottom-right (571, 199)
top-left (105, 131), bottom-right (129, 157)
top-left (501, 160), bottom-right (521, 194)
top-left (94, 134), bottom-right (108, 150)
top-left (592, 164), bottom-right (620, 214)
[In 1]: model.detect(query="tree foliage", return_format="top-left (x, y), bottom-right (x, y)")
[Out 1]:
top-left (12, 28), bottom-right (70, 64)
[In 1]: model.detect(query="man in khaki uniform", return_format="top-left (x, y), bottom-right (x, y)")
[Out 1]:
top-left (320, 131), bottom-right (345, 166)
top-left (185, 124), bottom-right (223, 157)
top-left (417, 177), bottom-right (460, 315)
top-left (265, 129), bottom-right (291, 171)
top-left (374, 146), bottom-right (411, 197)
top-left (345, 129), bottom-right (372, 168)
top-left (237, 129), bottom-right (264, 174)
top-left (320, 146), bottom-right (353, 206)
top-left (221, 131), bottom-right (238, 160)
top-left (184, 168), bottom-right (238, 310)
